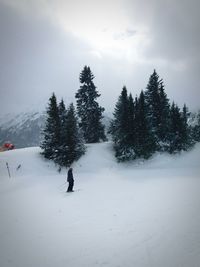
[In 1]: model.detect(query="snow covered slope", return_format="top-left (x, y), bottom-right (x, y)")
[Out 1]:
top-left (0, 111), bottom-right (45, 148)
top-left (0, 142), bottom-right (200, 267)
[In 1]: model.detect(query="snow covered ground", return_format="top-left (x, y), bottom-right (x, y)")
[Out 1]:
top-left (0, 142), bottom-right (200, 267)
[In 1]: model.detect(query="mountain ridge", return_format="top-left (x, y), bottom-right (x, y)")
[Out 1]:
top-left (0, 110), bottom-right (112, 148)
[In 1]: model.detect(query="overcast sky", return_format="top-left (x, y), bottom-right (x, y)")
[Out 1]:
top-left (0, 0), bottom-right (199, 115)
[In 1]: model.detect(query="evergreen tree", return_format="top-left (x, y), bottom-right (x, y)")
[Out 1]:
top-left (168, 102), bottom-right (184, 153)
top-left (191, 110), bottom-right (200, 142)
top-left (56, 103), bottom-right (85, 167)
top-left (76, 66), bottom-right (106, 143)
top-left (109, 87), bottom-right (137, 161)
top-left (58, 99), bottom-right (67, 129)
top-left (145, 70), bottom-right (172, 151)
top-left (110, 88), bottom-right (157, 161)
top-left (196, 111), bottom-right (200, 141)
top-left (145, 69), bottom-right (161, 141)
top-left (40, 93), bottom-right (60, 160)
top-left (168, 103), bottom-right (194, 153)
top-left (56, 99), bottom-right (68, 165)
top-left (134, 95), bottom-right (140, 150)
top-left (135, 90), bottom-right (156, 158)
top-left (181, 104), bottom-right (189, 149)
top-left (157, 81), bottom-right (171, 150)
top-left (127, 93), bottom-right (136, 146)
top-left (180, 104), bottom-right (194, 150)
top-left (64, 103), bottom-right (85, 166)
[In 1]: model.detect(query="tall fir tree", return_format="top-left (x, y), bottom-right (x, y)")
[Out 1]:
top-left (191, 110), bottom-right (200, 142)
top-left (58, 99), bottom-right (67, 129)
top-left (168, 102), bottom-right (185, 153)
top-left (76, 66), bottom-right (106, 143)
top-left (145, 70), bottom-right (172, 151)
top-left (157, 81), bottom-right (171, 150)
top-left (40, 93), bottom-right (60, 160)
top-left (135, 90), bottom-right (156, 158)
top-left (109, 87), bottom-right (136, 161)
top-left (127, 93), bottom-right (136, 147)
top-left (57, 102), bottom-right (85, 167)
top-left (180, 103), bottom-right (194, 150)
top-left (145, 69), bottom-right (161, 140)
top-left (64, 103), bottom-right (85, 166)
top-left (56, 99), bottom-right (68, 166)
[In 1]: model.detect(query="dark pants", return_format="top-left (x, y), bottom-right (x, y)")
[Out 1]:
top-left (67, 180), bottom-right (74, 192)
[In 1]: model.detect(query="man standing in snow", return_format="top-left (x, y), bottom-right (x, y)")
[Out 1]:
top-left (67, 167), bottom-right (74, 192)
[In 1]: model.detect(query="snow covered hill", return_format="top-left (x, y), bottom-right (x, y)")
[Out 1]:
top-left (0, 111), bottom-right (45, 148)
top-left (0, 142), bottom-right (200, 267)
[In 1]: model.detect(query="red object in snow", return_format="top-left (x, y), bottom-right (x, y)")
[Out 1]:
top-left (3, 142), bottom-right (15, 150)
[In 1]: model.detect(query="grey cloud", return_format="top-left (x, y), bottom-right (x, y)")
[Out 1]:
top-left (0, 0), bottom-right (199, 116)
top-left (147, 1), bottom-right (200, 62)
top-left (0, 2), bottom-right (92, 114)
top-left (125, 0), bottom-right (200, 110)
top-left (126, 0), bottom-right (200, 62)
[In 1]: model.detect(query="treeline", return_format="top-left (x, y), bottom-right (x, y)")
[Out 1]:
top-left (109, 70), bottom-right (195, 161)
top-left (41, 66), bottom-right (200, 166)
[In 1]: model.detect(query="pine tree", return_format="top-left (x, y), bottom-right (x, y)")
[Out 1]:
top-left (76, 66), bottom-right (106, 143)
top-left (127, 93), bottom-right (136, 147)
top-left (110, 88), bottom-right (157, 161)
top-left (191, 110), bottom-right (200, 142)
top-left (196, 111), bottom-right (200, 141)
top-left (64, 103), bottom-right (85, 166)
top-left (56, 102), bottom-right (85, 167)
top-left (168, 102), bottom-right (184, 153)
top-left (145, 70), bottom-right (172, 151)
top-left (56, 99), bottom-right (68, 166)
top-left (180, 104), bottom-right (194, 150)
top-left (145, 70), bottom-right (161, 141)
top-left (157, 81), bottom-right (171, 150)
top-left (40, 93), bottom-right (60, 160)
top-left (168, 103), bottom-right (194, 153)
top-left (134, 95), bottom-right (140, 150)
top-left (135, 90), bottom-right (156, 158)
top-left (58, 99), bottom-right (67, 128)
top-left (109, 87), bottom-right (136, 161)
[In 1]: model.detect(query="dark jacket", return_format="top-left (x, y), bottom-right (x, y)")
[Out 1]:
top-left (67, 169), bottom-right (74, 183)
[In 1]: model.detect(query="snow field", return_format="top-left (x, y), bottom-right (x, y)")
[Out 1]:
top-left (0, 142), bottom-right (200, 267)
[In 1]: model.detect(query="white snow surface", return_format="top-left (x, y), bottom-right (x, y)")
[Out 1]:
top-left (0, 142), bottom-right (200, 267)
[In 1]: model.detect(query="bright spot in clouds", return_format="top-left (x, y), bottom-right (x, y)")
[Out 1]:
top-left (32, 0), bottom-right (150, 62)
top-left (0, 0), bottom-right (200, 114)
top-left (0, 0), bottom-right (155, 63)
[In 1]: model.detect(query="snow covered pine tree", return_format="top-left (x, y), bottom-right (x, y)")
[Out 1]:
top-left (76, 66), bottom-right (106, 143)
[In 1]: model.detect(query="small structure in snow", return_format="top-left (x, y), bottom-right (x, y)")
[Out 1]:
top-left (0, 141), bottom-right (15, 152)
